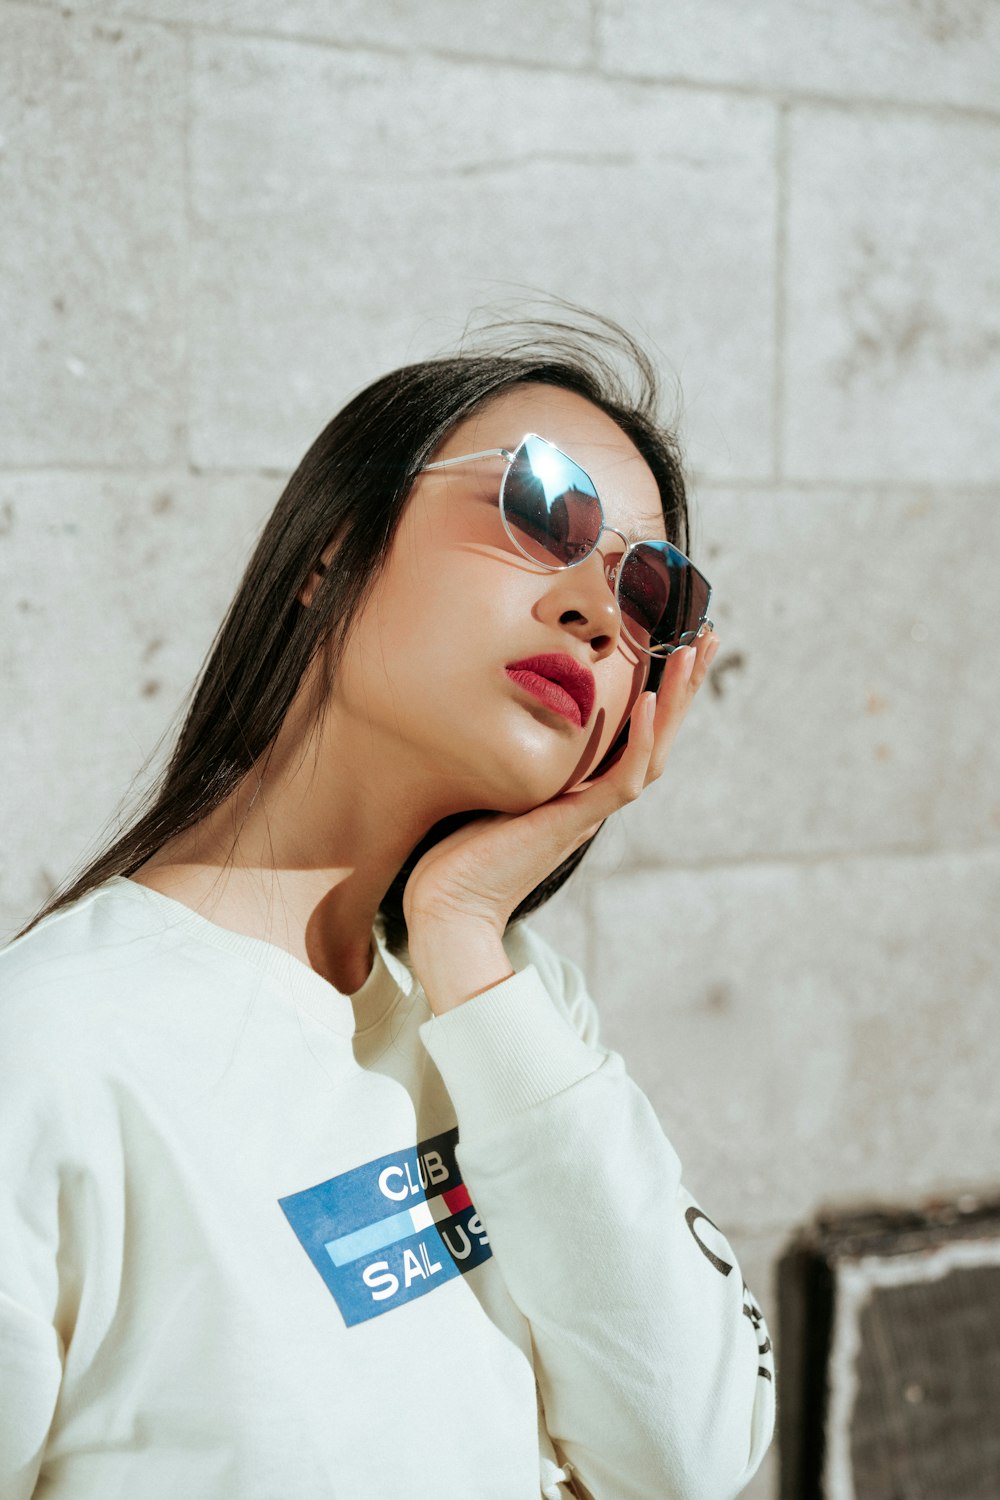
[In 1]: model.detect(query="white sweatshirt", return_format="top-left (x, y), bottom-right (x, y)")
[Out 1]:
top-left (0, 876), bottom-right (774, 1499)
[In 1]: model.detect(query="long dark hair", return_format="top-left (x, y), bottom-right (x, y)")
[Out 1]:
top-left (10, 308), bottom-right (690, 956)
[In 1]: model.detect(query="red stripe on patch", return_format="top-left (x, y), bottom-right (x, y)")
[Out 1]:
top-left (443, 1183), bottom-right (471, 1214)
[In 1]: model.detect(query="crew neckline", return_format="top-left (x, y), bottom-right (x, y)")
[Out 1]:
top-left (101, 875), bottom-right (417, 1038)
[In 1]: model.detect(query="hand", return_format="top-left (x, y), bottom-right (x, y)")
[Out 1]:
top-left (403, 627), bottom-right (721, 1012)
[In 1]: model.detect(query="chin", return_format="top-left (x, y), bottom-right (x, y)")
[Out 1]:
top-left (494, 755), bottom-right (595, 812)
top-left (461, 710), bottom-right (613, 808)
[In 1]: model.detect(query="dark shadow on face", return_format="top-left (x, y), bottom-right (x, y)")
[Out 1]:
top-left (558, 705), bottom-right (608, 793)
top-left (555, 650), bottom-right (657, 793)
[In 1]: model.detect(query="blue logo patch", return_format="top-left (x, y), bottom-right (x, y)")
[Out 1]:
top-left (278, 1126), bottom-right (492, 1326)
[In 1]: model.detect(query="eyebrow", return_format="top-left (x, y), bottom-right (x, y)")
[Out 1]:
top-left (610, 518), bottom-right (667, 548)
top-left (631, 519), bottom-right (668, 541)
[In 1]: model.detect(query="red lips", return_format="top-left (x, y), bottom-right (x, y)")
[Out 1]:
top-left (504, 653), bottom-right (596, 728)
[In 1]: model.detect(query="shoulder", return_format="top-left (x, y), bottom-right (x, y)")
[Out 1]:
top-left (3, 877), bottom-right (179, 994)
top-left (0, 887), bottom-right (141, 1160)
top-left (0, 879), bottom-right (233, 1080)
top-left (2, 883), bottom-right (136, 1029)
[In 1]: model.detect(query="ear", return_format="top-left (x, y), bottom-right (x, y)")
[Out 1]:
top-left (297, 557), bottom-right (331, 609)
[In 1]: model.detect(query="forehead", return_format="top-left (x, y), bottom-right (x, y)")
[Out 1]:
top-left (438, 383), bottom-right (667, 539)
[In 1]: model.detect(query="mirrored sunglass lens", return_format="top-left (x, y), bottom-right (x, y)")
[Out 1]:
top-left (501, 436), bottom-right (602, 566)
top-left (618, 544), bottom-right (710, 654)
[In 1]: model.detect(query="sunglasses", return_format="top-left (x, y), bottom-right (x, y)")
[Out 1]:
top-left (421, 433), bottom-right (712, 658)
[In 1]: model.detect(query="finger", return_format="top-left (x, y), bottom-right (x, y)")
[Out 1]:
top-left (645, 649), bottom-right (697, 781)
top-left (687, 625), bottom-right (719, 694)
top-left (660, 627), bottom-right (720, 711)
top-left (656, 639), bottom-right (695, 708)
top-left (650, 642), bottom-right (698, 727)
top-left (602, 681), bottom-right (659, 797)
top-left (565, 675), bottom-right (659, 815)
top-left (569, 638), bottom-right (701, 808)
top-left (648, 631), bottom-right (725, 780)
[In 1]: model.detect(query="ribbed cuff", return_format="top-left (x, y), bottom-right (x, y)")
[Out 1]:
top-left (417, 963), bottom-right (605, 1138)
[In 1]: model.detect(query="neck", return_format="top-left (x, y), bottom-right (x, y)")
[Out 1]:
top-left (139, 682), bottom-right (492, 994)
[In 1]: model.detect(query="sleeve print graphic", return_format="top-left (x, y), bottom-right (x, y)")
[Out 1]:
top-left (686, 1203), bottom-right (776, 1386)
top-left (278, 1127), bottom-right (492, 1327)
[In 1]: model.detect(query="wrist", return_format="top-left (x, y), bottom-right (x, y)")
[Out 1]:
top-left (406, 914), bottom-right (514, 1016)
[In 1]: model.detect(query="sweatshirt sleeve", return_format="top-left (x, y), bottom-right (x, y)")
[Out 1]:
top-left (0, 986), bottom-right (122, 1500)
top-left (417, 923), bottom-right (775, 1500)
top-left (0, 1025), bottom-right (68, 1498)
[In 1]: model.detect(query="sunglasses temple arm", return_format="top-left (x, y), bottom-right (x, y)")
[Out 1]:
top-left (420, 447), bottom-right (515, 473)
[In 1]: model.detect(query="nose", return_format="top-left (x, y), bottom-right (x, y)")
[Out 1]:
top-left (539, 539), bottom-right (626, 659)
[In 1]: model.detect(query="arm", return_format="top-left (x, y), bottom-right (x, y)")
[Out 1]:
top-left (0, 1303), bottom-right (63, 1500)
top-left (0, 981), bottom-right (123, 1500)
top-left (0, 1022), bottom-right (68, 1499)
top-left (416, 928), bottom-right (775, 1500)
top-left (404, 632), bottom-right (772, 1495)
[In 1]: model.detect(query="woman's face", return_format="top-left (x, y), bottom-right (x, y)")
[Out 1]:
top-left (330, 383), bottom-right (671, 813)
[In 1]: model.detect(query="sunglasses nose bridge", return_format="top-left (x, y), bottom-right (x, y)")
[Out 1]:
top-left (593, 523), bottom-right (631, 585)
top-left (598, 522), bottom-right (631, 550)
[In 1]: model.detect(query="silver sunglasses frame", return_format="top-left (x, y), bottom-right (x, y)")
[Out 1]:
top-left (420, 432), bottom-right (713, 656)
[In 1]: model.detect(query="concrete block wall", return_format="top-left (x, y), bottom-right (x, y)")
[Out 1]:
top-left (3, 4), bottom-right (998, 1492)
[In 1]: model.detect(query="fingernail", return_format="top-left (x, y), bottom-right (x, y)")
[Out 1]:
top-left (681, 646), bottom-right (697, 680)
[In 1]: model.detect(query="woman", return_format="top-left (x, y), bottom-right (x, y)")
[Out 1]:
top-left (1, 314), bottom-right (775, 1498)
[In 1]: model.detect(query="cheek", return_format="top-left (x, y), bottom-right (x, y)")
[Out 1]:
top-left (596, 664), bottom-right (647, 757)
top-left (345, 551), bottom-right (505, 708)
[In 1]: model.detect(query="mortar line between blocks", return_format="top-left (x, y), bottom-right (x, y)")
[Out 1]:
top-left (18, 4), bottom-right (1000, 122)
top-left (605, 841), bottom-right (1000, 876)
